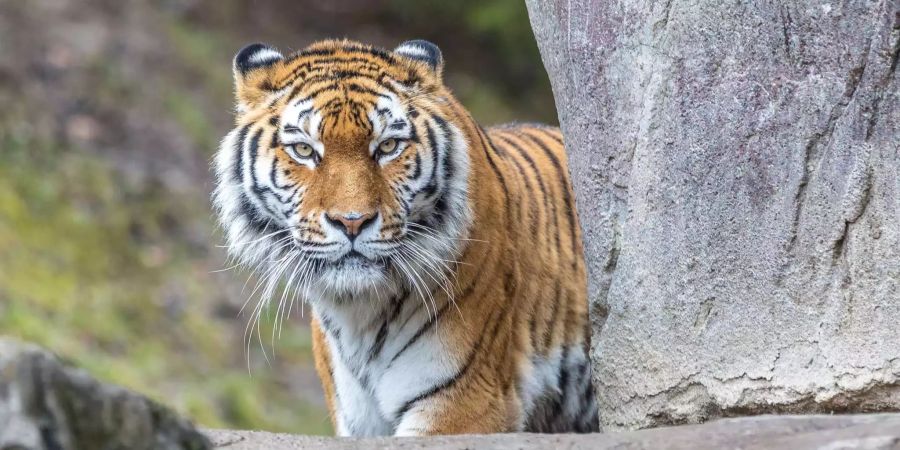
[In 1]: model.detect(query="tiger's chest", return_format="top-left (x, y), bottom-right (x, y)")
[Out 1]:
top-left (314, 293), bottom-right (466, 436)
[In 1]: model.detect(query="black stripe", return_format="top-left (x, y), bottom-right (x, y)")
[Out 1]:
top-left (424, 115), bottom-right (455, 228)
top-left (234, 124), bottom-right (251, 183)
top-left (276, 46), bottom-right (396, 90)
top-left (411, 152), bottom-right (422, 179)
top-left (286, 72), bottom-right (398, 103)
top-left (432, 114), bottom-right (456, 187)
top-left (476, 127), bottom-right (520, 244)
top-left (380, 222), bottom-right (404, 234)
top-left (407, 119), bottom-right (420, 145)
top-left (368, 291), bottom-right (407, 362)
top-left (388, 120), bottom-right (407, 131)
top-left (543, 282), bottom-right (562, 351)
top-left (294, 106), bottom-right (315, 120)
top-left (276, 57), bottom-right (382, 90)
top-left (521, 131), bottom-right (579, 268)
top-left (319, 314), bottom-right (342, 359)
top-left (538, 128), bottom-right (564, 145)
top-left (331, 44), bottom-right (397, 64)
top-left (238, 195), bottom-right (270, 234)
top-left (247, 128), bottom-right (283, 220)
top-left (268, 132), bottom-right (295, 193)
top-left (234, 126), bottom-right (274, 234)
top-left (547, 346), bottom-right (570, 420)
top-left (492, 135), bottom-right (540, 238)
top-left (492, 134), bottom-right (552, 213)
top-left (561, 286), bottom-right (575, 347)
top-left (475, 127), bottom-right (511, 214)
top-left (347, 82), bottom-right (392, 99)
top-left (419, 121), bottom-right (440, 197)
top-left (388, 298), bottom-right (452, 366)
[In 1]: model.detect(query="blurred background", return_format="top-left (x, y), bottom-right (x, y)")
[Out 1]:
top-left (0, 0), bottom-right (555, 435)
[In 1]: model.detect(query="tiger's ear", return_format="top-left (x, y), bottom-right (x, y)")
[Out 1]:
top-left (233, 43), bottom-right (285, 111)
top-left (394, 40), bottom-right (443, 79)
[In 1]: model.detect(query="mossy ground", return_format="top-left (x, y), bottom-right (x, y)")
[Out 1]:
top-left (0, 138), bottom-right (331, 434)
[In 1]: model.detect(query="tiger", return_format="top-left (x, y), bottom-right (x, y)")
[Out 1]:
top-left (212, 38), bottom-right (596, 436)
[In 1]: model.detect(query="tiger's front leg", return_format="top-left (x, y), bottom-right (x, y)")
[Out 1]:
top-left (392, 366), bottom-right (521, 435)
top-left (394, 399), bottom-right (517, 436)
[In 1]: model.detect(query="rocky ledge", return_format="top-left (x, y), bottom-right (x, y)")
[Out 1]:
top-left (205, 415), bottom-right (900, 449)
top-left (3, 338), bottom-right (899, 450)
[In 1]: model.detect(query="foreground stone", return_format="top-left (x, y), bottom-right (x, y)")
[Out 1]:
top-left (206, 414), bottom-right (900, 449)
top-left (0, 337), bottom-right (210, 450)
top-left (527, 0), bottom-right (900, 430)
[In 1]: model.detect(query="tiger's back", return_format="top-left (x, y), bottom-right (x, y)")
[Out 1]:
top-left (482, 123), bottom-right (595, 433)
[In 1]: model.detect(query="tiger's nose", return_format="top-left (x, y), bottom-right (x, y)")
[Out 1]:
top-left (325, 211), bottom-right (377, 240)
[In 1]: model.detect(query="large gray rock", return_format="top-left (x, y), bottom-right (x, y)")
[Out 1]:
top-left (204, 414), bottom-right (900, 449)
top-left (0, 338), bottom-right (210, 450)
top-left (526, 0), bottom-right (900, 430)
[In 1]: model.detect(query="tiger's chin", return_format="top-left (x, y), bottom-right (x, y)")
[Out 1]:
top-left (312, 254), bottom-right (394, 300)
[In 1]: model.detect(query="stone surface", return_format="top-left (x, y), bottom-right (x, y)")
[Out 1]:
top-left (526, 0), bottom-right (900, 431)
top-left (0, 337), bottom-right (210, 450)
top-left (205, 414), bottom-right (900, 449)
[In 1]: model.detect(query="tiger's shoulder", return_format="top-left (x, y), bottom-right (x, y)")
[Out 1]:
top-left (483, 121), bottom-right (571, 190)
top-left (480, 120), bottom-right (582, 268)
top-left (485, 122), bottom-right (567, 165)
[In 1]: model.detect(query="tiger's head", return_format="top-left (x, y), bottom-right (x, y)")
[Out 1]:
top-left (213, 40), bottom-right (471, 302)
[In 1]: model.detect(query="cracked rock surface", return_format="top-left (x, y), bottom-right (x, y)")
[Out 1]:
top-left (0, 338), bottom-right (210, 450)
top-left (526, 0), bottom-right (900, 430)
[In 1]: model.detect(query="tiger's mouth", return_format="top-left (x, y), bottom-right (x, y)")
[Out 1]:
top-left (329, 250), bottom-right (386, 270)
top-left (310, 249), bottom-right (394, 296)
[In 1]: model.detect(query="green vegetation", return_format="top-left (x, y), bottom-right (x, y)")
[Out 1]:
top-left (386, 0), bottom-right (557, 124)
top-left (0, 136), bottom-right (330, 433)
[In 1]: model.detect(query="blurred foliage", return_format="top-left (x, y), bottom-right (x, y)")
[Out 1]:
top-left (0, 135), bottom-right (328, 433)
top-left (0, 0), bottom-right (555, 435)
top-left (383, 0), bottom-right (555, 123)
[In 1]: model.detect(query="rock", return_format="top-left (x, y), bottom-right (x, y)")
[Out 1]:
top-left (526, 0), bottom-right (900, 430)
top-left (204, 414), bottom-right (900, 449)
top-left (0, 338), bottom-right (210, 450)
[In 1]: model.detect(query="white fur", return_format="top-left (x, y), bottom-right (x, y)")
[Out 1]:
top-left (314, 287), bottom-right (465, 436)
top-left (327, 335), bottom-right (393, 436)
top-left (281, 98), bottom-right (325, 165)
top-left (518, 349), bottom-right (563, 425)
top-left (395, 43), bottom-right (432, 62)
top-left (248, 48), bottom-right (282, 65)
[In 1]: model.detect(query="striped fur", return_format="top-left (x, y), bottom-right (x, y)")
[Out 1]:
top-left (212, 39), bottom-right (596, 436)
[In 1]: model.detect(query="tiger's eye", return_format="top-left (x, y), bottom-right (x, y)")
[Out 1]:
top-left (294, 143), bottom-right (314, 157)
top-left (378, 138), bottom-right (398, 154)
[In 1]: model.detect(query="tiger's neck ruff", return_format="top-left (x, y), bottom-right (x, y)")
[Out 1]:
top-left (213, 39), bottom-right (595, 436)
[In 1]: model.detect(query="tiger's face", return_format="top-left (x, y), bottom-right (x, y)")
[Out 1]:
top-left (213, 40), bottom-right (471, 301)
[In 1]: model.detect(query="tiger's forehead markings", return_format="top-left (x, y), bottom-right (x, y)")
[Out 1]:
top-left (283, 68), bottom-right (403, 107)
top-left (281, 98), bottom-right (324, 153)
top-left (280, 77), bottom-right (412, 142)
top-left (267, 42), bottom-right (435, 145)
top-left (272, 44), bottom-right (411, 91)
top-left (368, 95), bottom-right (408, 138)
top-left (273, 46), bottom-right (424, 105)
